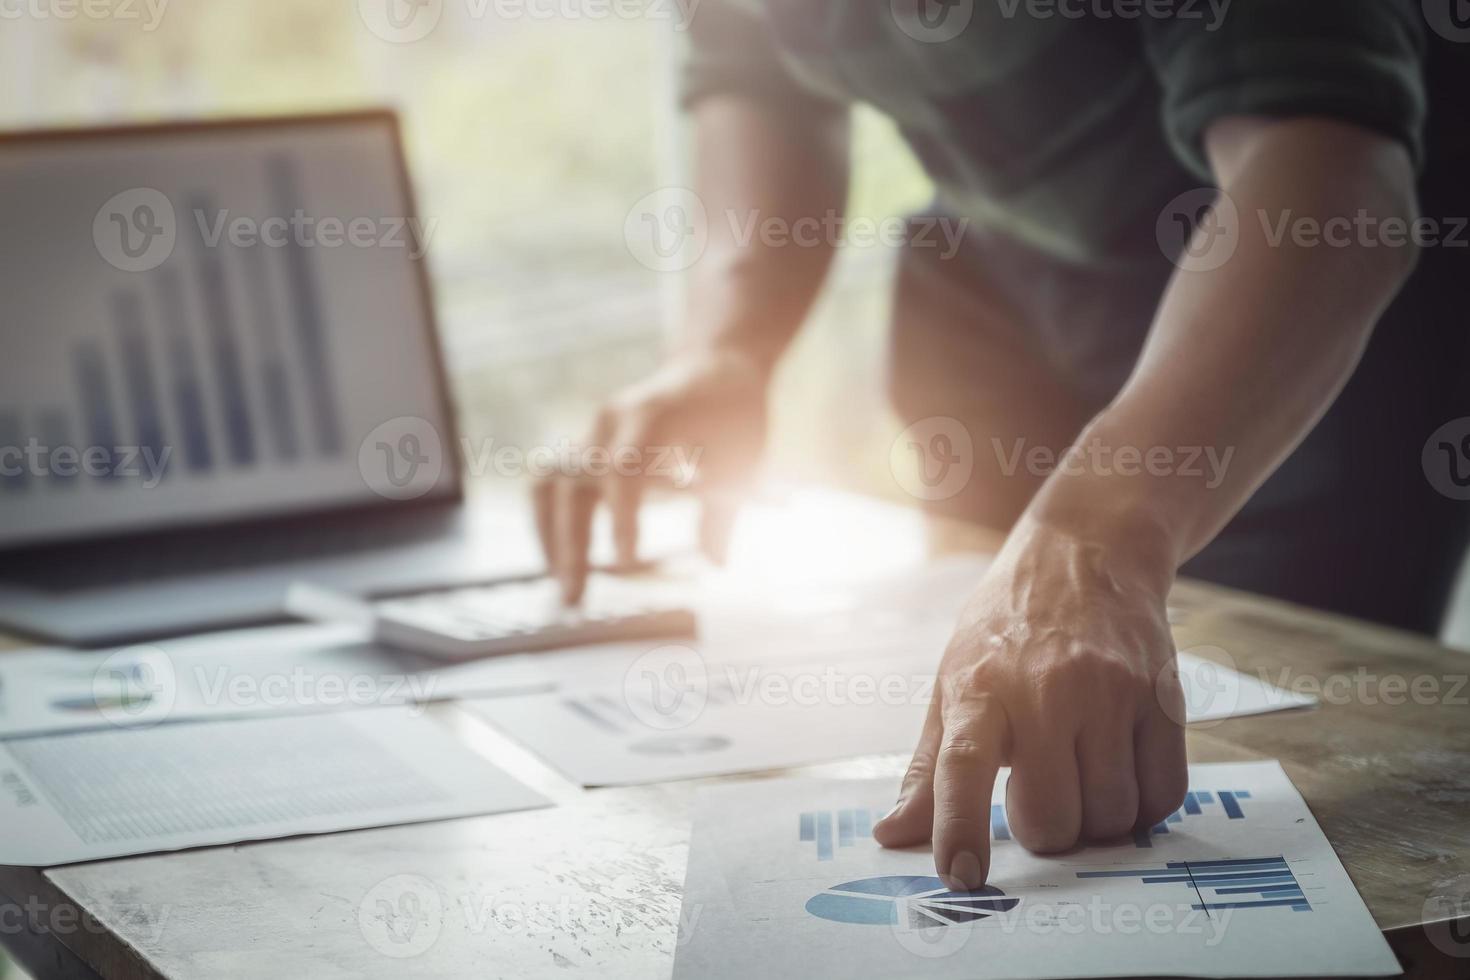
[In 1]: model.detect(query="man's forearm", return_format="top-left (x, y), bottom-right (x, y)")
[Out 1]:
top-left (1026, 117), bottom-right (1420, 569)
top-left (680, 96), bottom-right (850, 375)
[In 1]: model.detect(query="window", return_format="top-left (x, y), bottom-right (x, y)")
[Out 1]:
top-left (4, 0), bottom-right (932, 502)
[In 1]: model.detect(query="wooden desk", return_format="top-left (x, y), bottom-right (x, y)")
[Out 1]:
top-left (2, 513), bottom-right (1468, 979)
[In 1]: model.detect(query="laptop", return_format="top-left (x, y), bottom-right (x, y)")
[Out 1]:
top-left (0, 110), bottom-right (547, 646)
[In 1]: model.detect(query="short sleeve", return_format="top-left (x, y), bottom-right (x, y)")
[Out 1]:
top-left (679, 0), bottom-right (844, 117)
top-left (1141, 0), bottom-right (1428, 179)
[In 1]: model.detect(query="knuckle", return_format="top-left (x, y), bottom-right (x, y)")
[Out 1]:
top-left (904, 746), bottom-right (938, 781)
top-left (1057, 647), bottom-right (1147, 697)
top-left (1139, 766), bottom-right (1189, 826)
top-left (933, 814), bottom-right (987, 847)
top-left (939, 660), bottom-right (1002, 708)
top-left (1013, 821), bottom-right (1078, 855)
top-left (937, 733), bottom-right (989, 765)
top-left (1083, 799), bottom-right (1139, 841)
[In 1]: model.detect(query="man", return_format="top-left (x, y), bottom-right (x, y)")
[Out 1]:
top-left (536, 0), bottom-right (1469, 890)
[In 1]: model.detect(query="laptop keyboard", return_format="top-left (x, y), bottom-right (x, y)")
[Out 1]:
top-left (9, 511), bottom-right (449, 593)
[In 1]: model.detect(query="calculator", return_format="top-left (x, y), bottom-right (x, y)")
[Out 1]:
top-left (287, 575), bottom-right (697, 661)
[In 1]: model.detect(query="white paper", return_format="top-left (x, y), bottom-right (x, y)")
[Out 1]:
top-left (0, 706), bottom-right (548, 866)
top-left (467, 652), bottom-right (1314, 787)
top-left (673, 761), bottom-right (1399, 979)
top-left (0, 622), bottom-right (562, 740)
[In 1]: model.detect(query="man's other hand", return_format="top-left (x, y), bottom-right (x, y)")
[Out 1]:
top-left (533, 347), bottom-right (768, 604)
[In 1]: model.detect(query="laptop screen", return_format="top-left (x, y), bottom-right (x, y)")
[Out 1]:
top-left (0, 112), bottom-right (459, 550)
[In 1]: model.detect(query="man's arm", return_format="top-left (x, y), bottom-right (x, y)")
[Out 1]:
top-left (538, 96), bottom-right (849, 601)
top-left (1061, 116), bottom-right (1419, 563)
top-left (679, 95), bottom-right (851, 372)
top-left (874, 116), bottom-right (1418, 889)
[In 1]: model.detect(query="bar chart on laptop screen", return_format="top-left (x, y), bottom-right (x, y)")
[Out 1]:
top-left (0, 123), bottom-right (450, 545)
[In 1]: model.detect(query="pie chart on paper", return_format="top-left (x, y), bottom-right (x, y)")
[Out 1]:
top-left (805, 876), bottom-right (1020, 929)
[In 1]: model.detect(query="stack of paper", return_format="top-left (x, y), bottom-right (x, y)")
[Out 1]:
top-left (0, 706), bottom-right (548, 866)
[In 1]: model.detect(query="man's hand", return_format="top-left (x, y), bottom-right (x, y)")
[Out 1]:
top-left (873, 515), bottom-right (1187, 890)
top-left (533, 347), bottom-right (768, 604)
top-left (532, 94), bottom-right (849, 603)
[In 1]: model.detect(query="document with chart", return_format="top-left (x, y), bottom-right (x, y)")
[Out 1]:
top-left (673, 761), bottom-right (1398, 979)
top-left (467, 653), bottom-right (1313, 787)
top-left (0, 706), bottom-right (548, 866)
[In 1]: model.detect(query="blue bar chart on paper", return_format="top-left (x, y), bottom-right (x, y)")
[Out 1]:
top-left (1077, 856), bottom-right (1312, 913)
top-left (799, 808), bottom-right (881, 861)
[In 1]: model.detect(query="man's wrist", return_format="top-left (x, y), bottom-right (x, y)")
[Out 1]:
top-left (1015, 431), bottom-right (1190, 600)
top-left (1021, 488), bottom-right (1179, 589)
